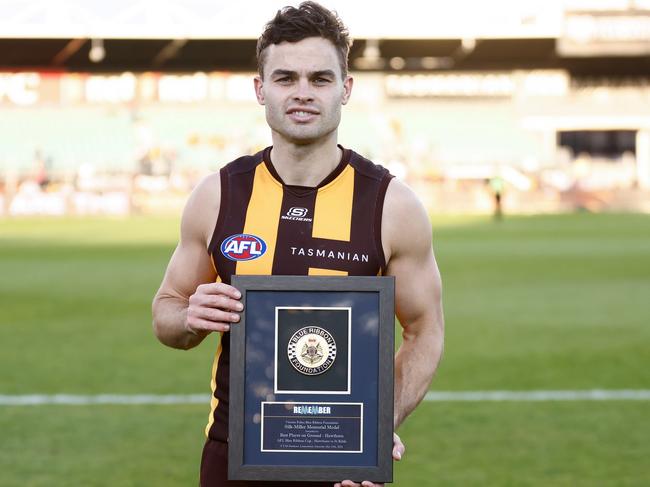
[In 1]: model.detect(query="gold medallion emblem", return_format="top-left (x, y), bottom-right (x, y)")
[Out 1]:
top-left (287, 326), bottom-right (337, 376)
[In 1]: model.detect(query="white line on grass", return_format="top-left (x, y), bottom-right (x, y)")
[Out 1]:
top-left (0, 394), bottom-right (210, 406)
top-left (1, 390), bottom-right (649, 406)
top-left (424, 390), bottom-right (650, 401)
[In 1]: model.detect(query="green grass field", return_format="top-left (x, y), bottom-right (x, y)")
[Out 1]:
top-left (1, 214), bottom-right (649, 486)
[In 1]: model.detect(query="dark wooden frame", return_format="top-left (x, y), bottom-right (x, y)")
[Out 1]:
top-left (228, 275), bottom-right (395, 483)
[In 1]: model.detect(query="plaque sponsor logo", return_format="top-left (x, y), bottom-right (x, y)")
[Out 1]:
top-left (287, 326), bottom-right (337, 375)
top-left (221, 234), bottom-right (267, 261)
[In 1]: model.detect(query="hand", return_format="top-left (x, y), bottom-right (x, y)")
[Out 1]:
top-left (185, 282), bottom-right (242, 335)
top-left (333, 433), bottom-right (405, 487)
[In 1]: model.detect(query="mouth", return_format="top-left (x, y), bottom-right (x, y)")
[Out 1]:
top-left (286, 107), bottom-right (319, 123)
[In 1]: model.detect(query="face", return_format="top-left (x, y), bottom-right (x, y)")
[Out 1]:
top-left (254, 37), bottom-right (353, 146)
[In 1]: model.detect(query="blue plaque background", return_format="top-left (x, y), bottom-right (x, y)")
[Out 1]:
top-left (242, 290), bottom-right (380, 467)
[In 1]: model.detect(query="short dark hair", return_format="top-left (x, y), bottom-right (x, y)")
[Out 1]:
top-left (256, 1), bottom-right (352, 79)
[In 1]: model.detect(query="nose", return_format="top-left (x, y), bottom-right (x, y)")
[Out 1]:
top-left (292, 77), bottom-right (314, 103)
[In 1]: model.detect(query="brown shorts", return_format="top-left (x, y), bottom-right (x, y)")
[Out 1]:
top-left (200, 438), bottom-right (334, 487)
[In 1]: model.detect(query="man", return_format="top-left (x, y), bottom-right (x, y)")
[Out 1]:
top-left (152, 2), bottom-right (444, 486)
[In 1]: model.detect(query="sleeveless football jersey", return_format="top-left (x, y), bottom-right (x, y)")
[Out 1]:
top-left (204, 145), bottom-right (393, 441)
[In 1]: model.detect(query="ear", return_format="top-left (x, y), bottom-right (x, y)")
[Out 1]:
top-left (341, 75), bottom-right (353, 105)
top-left (254, 76), bottom-right (265, 105)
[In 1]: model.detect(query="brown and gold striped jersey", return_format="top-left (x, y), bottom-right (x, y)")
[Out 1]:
top-left (204, 145), bottom-right (393, 441)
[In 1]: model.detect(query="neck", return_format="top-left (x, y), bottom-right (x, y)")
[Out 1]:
top-left (269, 133), bottom-right (342, 187)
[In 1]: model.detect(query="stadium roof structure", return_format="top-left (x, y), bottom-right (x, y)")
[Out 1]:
top-left (0, 0), bottom-right (649, 75)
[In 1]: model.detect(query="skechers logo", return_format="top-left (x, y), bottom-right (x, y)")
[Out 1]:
top-left (288, 207), bottom-right (308, 217)
top-left (281, 207), bottom-right (313, 223)
top-left (221, 234), bottom-right (267, 261)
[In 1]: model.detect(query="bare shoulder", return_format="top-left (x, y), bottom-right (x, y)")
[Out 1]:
top-left (382, 178), bottom-right (432, 261)
top-left (181, 172), bottom-right (221, 248)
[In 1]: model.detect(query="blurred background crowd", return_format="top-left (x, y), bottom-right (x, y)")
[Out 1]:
top-left (1, 0), bottom-right (650, 217)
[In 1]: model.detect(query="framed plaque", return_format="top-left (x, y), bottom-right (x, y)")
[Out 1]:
top-left (228, 275), bottom-right (395, 483)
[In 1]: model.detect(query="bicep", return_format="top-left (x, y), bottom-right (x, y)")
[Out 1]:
top-left (383, 181), bottom-right (443, 338)
top-left (155, 174), bottom-right (220, 302)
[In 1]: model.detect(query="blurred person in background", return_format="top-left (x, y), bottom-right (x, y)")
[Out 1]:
top-left (152, 2), bottom-right (444, 486)
top-left (488, 175), bottom-right (504, 220)
top-left (33, 149), bottom-right (51, 189)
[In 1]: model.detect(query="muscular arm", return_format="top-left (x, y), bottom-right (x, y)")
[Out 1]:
top-left (383, 179), bottom-right (444, 428)
top-left (152, 173), bottom-right (241, 350)
top-left (337, 180), bottom-right (444, 487)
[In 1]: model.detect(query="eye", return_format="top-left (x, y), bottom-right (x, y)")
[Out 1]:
top-left (313, 77), bottom-right (331, 85)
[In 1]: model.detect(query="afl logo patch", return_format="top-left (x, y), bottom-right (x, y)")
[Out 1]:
top-left (221, 234), bottom-right (267, 261)
top-left (287, 326), bottom-right (337, 376)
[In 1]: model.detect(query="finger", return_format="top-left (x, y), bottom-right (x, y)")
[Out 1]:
top-left (362, 482), bottom-right (382, 487)
top-left (197, 282), bottom-right (241, 299)
top-left (340, 481), bottom-right (361, 487)
top-left (200, 294), bottom-right (244, 312)
top-left (190, 305), bottom-right (240, 323)
top-left (187, 308), bottom-right (240, 325)
top-left (186, 317), bottom-right (232, 334)
top-left (393, 432), bottom-right (405, 460)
